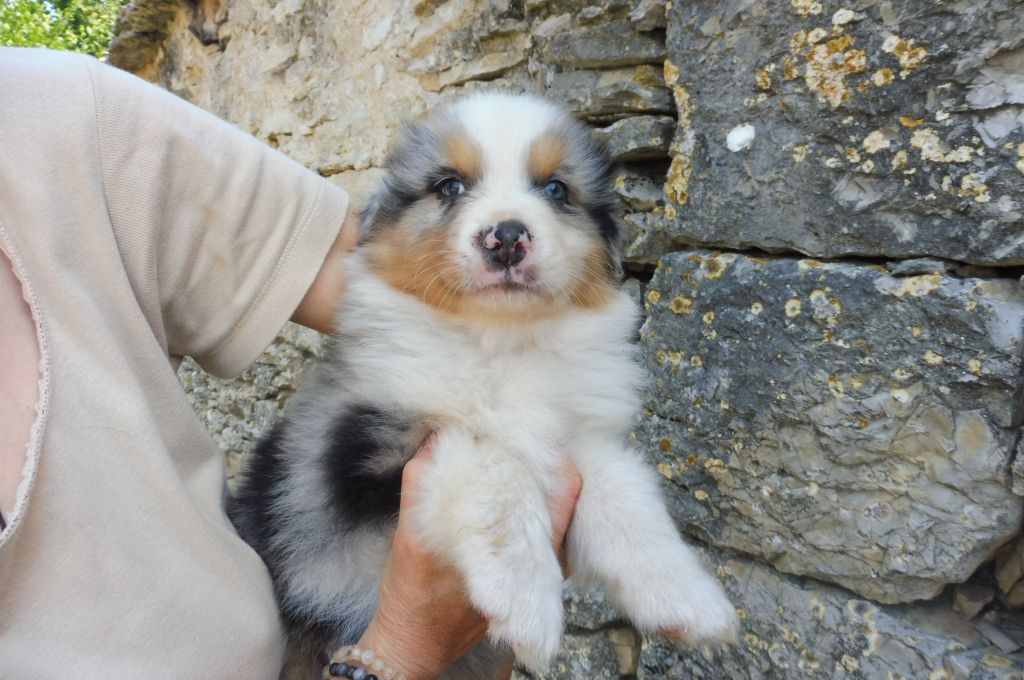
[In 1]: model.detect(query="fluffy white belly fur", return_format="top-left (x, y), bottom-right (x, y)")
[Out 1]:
top-left (337, 255), bottom-right (643, 444)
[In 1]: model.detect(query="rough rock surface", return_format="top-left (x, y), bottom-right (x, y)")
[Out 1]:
top-left (539, 20), bottom-right (665, 69)
top-left (997, 536), bottom-right (1024, 608)
top-left (660, 0), bottom-right (1024, 265)
top-left (106, 0), bottom-right (1024, 676)
top-left (593, 114), bottom-right (674, 161)
top-left (545, 65), bottom-right (673, 121)
top-left (1015, 436), bottom-right (1024, 495)
top-left (525, 628), bottom-right (635, 680)
top-left (563, 581), bottom-right (622, 630)
top-left (639, 251), bottom-right (1024, 603)
top-left (638, 548), bottom-right (1024, 679)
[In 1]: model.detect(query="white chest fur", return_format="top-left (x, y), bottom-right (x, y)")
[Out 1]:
top-left (333, 256), bottom-right (645, 447)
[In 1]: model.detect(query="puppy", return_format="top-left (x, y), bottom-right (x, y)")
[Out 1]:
top-left (229, 92), bottom-right (738, 680)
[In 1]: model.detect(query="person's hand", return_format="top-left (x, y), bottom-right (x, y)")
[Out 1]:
top-left (340, 443), bottom-right (582, 680)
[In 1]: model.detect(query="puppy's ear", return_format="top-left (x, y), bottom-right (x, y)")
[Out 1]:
top-left (590, 202), bottom-right (625, 279)
top-left (360, 120), bottom-right (430, 244)
top-left (585, 137), bottom-right (625, 279)
top-left (358, 176), bottom-right (419, 243)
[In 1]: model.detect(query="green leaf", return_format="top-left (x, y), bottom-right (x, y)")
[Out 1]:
top-left (0, 0), bottom-right (129, 58)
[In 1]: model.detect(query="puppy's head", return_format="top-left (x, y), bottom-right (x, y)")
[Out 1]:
top-left (361, 92), bottom-right (620, 320)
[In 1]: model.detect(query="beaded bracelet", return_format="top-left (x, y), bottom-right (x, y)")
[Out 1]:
top-left (324, 644), bottom-right (406, 680)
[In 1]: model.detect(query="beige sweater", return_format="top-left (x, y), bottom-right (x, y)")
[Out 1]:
top-left (0, 48), bottom-right (348, 678)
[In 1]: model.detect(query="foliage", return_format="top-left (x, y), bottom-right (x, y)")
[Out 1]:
top-left (0, 0), bottom-right (127, 57)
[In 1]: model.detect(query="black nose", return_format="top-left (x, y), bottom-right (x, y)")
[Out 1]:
top-left (489, 220), bottom-right (529, 267)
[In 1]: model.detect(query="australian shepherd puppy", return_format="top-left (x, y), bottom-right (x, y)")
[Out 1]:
top-left (229, 93), bottom-right (738, 679)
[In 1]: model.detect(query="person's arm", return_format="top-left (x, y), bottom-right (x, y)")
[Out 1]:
top-left (290, 206), bottom-right (361, 334)
top-left (88, 54), bottom-right (352, 379)
top-left (336, 449), bottom-right (582, 680)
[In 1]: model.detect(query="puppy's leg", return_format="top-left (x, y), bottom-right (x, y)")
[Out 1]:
top-left (413, 429), bottom-right (565, 672)
top-left (566, 440), bottom-right (738, 645)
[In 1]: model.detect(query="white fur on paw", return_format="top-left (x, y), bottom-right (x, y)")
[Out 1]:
top-left (468, 565), bottom-right (564, 672)
top-left (487, 590), bottom-right (563, 672)
top-left (615, 570), bottom-right (739, 646)
top-left (665, 579), bottom-right (739, 646)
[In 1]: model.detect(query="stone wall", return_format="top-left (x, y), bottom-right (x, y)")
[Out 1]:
top-left (109, 0), bottom-right (1024, 677)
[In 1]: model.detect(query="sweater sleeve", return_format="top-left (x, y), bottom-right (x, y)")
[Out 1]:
top-left (87, 57), bottom-right (348, 377)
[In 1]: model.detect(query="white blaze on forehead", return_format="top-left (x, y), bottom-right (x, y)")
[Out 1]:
top-left (451, 93), bottom-right (568, 185)
top-left (438, 93), bottom-right (597, 297)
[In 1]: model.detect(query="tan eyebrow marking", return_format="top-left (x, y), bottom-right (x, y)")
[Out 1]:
top-left (528, 133), bottom-right (566, 180)
top-left (444, 130), bottom-right (482, 180)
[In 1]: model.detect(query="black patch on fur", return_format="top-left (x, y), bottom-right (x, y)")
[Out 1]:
top-left (228, 423), bottom-right (289, 561)
top-left (587, 202), bottom-right (620, 247)
top-left (324, 406), bottom-right (405, 525)
top-left (575, 133), bottom-right (620, 249)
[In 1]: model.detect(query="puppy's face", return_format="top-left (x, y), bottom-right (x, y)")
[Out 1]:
top-left (361, 93), bottom-right (620, 320)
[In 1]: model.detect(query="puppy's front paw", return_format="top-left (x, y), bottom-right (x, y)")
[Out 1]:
top-left (488, 589), bottom-right (563, 672)
top-left (467, 563), bottom-right (564, 672)
top-left (615, 566), bottom-right (738, 646)
top-left (660, 576), bottom-right (739, 646)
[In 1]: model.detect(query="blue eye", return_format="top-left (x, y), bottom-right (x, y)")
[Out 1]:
top-left (542, 180), bottom-right (568, 202)
top-left (438, 178), bottom-right (466, 198)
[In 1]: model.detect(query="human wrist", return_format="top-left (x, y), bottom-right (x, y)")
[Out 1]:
top-left (325, 639), bottom-right (409, 680)
top-left (350, 617), bottom-right (441, 680)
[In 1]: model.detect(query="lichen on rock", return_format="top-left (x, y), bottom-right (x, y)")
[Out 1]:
top-left (639, 251), bottom-right (1024, 604)
top-left (662, 0), bottom-right (1024, 264)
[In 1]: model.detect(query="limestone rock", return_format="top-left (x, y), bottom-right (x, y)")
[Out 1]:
top-left (424, 46), bottom-right (528, 91)
top-left (614, 168), bottom-right (672, 268)
top-left (628, 0), bottom-right (666, 32)
top-left (663, 0), bottom-right (1024, 264)
top-left (613, 167), bottom-right (666, 212)
top-left (887, 257), bottom-right (955, 277)
top-left (540, 20), bottom-right (666, 69)
top-left (974, 610), bottom-right (1024, 656)
top-left (1014, 436), bottom-right (1024, 496)
top-left (637, 548), bottom-right (1024, 679)
top-left (107, 0), bottom-right (182, 80)
top-left (996, 536), bottom-right (1024, 608)
top-left (954, 582), bottom-right (997, 620)
top-left (563, 581), bottom-right (621, 630)
top-left (528, 628), bottom-right (630, 680)
top-left (639, 251), bottom-right (1024, 603)
top-left (620, 211), bottom-right (671, 268)
top-left (593, 115), bottom-right (674, 162)
top-left (607, 627), bottom-right (641, 675)
top-left (545, 65), bottom-right (673, 121)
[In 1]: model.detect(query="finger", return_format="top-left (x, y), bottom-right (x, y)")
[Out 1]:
top-left (399, 433), bottom-right (437, 509)
top-left (412, 432), bottom-right (437, 461)
top-left (549, 460), bottom-right (582, 545)
top-left (548, 460), bottom-right (582, 576)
